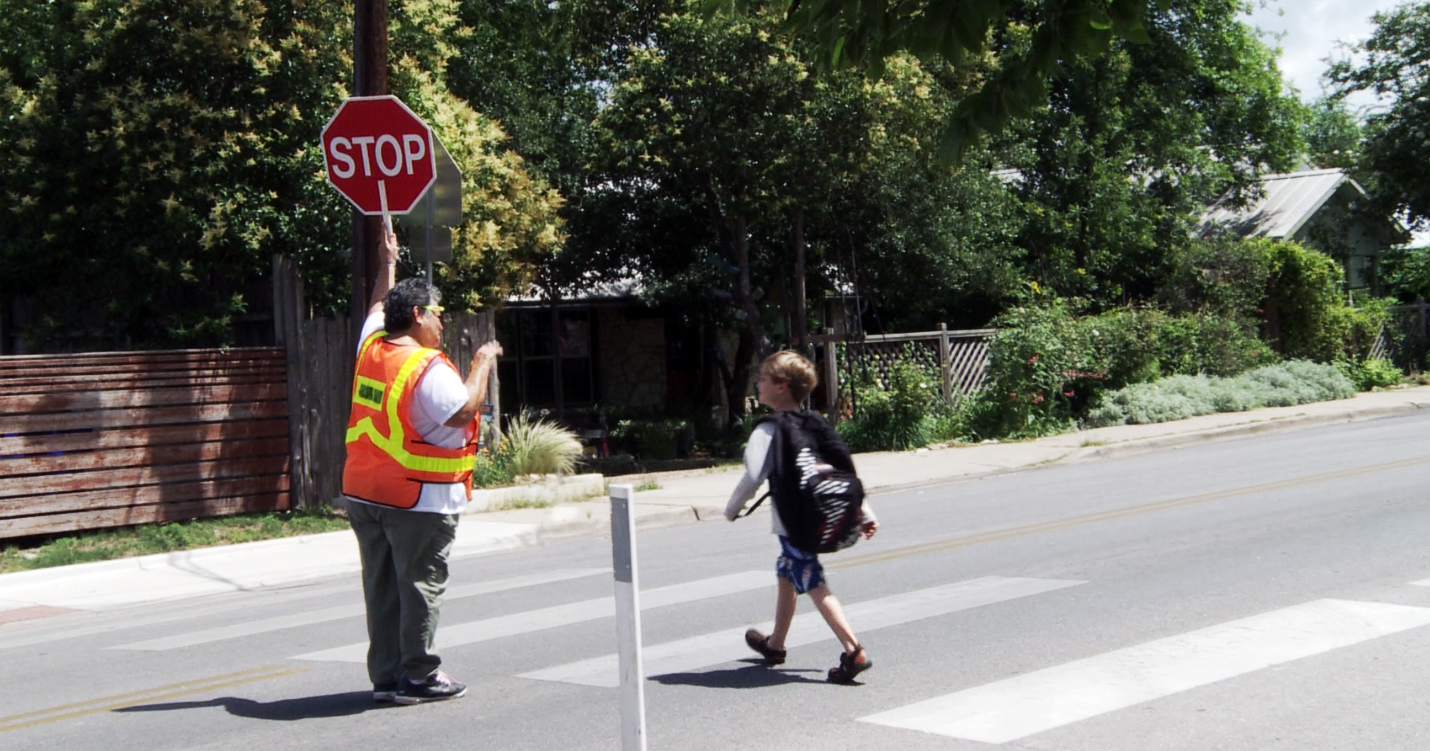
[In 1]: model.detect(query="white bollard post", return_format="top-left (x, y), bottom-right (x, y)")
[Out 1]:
top-left (610, 485), bottom-right (647, 751)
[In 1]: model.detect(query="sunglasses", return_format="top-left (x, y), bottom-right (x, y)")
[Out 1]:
top-left (421, 304), bottom-right (445, 317)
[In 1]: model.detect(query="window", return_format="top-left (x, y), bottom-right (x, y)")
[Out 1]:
top-left (498, 309), bottom-right (595, 410)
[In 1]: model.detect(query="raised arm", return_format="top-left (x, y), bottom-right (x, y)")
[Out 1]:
top-left (366, 224), bottom-right (401, 316)
top-left (443, 341), bottom-right (503, 428)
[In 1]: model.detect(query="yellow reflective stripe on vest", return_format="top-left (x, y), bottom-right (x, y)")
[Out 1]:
top-left (346, 344), bottom-right (472, 475)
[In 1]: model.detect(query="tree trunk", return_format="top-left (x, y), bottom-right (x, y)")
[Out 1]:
top-left (792, 208), bottom-right (808, 352)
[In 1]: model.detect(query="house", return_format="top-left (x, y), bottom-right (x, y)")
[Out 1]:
top-left (496, 276), bottom-right (715, 421)
top-left (1196, 168), bottom-right (1410, 291)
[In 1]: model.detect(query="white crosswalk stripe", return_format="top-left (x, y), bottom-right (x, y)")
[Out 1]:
top-left (520, 576), bottom-right (1086, 688)
top-left (290, 570), bottom-right (772, 663)
top-left (111, 568), bottom-right (607, 652)
top-left (858, 598), bottom-right (1430, 744)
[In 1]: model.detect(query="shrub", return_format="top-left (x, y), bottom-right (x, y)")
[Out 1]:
top-left (1158, 238), bottom-right (1273, 319)
top-left (1086, 360), bottom-right (1354, 426)
top-left (965, 300), bottom-right (1081, 439)
top-left (838, 356), bottom-right (938, 451)
top-left (472, 441), bottom-right (517, 489)
top-left (610, 417), bottom-right (690, 460)
top-left (1156, 312), bottom-right (1276, 377)
top-left (1336, 356), bottom-right (1403, 391)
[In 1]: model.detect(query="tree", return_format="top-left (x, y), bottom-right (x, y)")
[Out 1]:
top-left (585, 6), bottom-right (982, 421)
top-left (724, 0), bottom-right (1166, 159)
top-left (1327, 1), bottom-right (1430, 230)
top-left (1301, 97), bottom-right (1362, 171)
top-left (992, 0), bottom-right (1302, 307)
top-left (0, 0), bottom-right (562, 350)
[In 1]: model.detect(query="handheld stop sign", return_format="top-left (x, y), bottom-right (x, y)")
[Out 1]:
top-left (321, 95), bottom-right (437, 224)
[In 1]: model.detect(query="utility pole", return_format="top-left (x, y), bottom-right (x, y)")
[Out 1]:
top-left (350, 0), bottom-right (388, 335)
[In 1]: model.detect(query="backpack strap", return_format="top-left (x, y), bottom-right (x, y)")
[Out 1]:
top-left (739, 489), bottom-right (772, 518)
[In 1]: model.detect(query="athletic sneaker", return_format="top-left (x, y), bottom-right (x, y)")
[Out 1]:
top-left (373, 682), bottom-right (398, 702)
top-left (827, 646), bottom-right (872, 684)
top-left (395, 671), bottom-right (468, 704)
top-left (744, 628), bottom-right (787, 665)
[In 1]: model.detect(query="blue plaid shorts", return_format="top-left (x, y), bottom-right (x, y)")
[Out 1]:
top-left (776, 535), bottom-right (825, 595)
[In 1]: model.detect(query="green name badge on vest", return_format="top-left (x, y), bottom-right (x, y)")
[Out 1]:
top-left (355, 375), bottom-right (387, 411)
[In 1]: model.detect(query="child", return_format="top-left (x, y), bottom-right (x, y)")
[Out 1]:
top-left (724, 350), bottom-right (879, 683)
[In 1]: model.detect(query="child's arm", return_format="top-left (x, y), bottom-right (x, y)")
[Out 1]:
top-left (860, 501), bottom-right (879, 538)
top-left (724, 423), bottom-right (775, 521)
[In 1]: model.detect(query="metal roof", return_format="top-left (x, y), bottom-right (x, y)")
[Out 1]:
top-left (1196, 168), bottom-right (1359, 239)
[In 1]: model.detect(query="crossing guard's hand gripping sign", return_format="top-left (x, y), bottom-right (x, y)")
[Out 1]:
top-left (321, 95), bottom-right (436, 228)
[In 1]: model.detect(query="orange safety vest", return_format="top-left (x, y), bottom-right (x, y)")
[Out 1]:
top-left (342, 329), bottom-right (476, 509)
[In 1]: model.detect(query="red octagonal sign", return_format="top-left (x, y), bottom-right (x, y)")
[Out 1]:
top-left (321, 95), bottom-right (436, 215)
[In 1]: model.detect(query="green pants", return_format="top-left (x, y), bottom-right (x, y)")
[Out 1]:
top-left (347, 501), bottom-right (459, 687)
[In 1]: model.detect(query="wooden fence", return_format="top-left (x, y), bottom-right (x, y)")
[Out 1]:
top-left (812, 325), bottom-right (995, 419)
top-left (0, 256), bottom-right (494, 540)
top-left (1376, 298), bottom-right (1430, 372)
top-left (0, 348), bottom-right (291, 539)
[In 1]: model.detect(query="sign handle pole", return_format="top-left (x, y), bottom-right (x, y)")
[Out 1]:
top-left (610, 485), bottom-right (647, 751)
top-left (378, 179), bottom-right (391, 232)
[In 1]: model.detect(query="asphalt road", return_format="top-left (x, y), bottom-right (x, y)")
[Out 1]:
top-left (4, 412), bottom-right (1430, 750)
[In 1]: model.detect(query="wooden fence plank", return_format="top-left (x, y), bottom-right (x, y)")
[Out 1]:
top-left (1, 456), bottom-right (289, 499)
top-left (1, 400), bottom-right (287, 434)
top-left (0, 419), bottom-right (289, 456)
top-left (0, 382), bottom-right (287, 414)
top-left (0, 370), bottom-right (287, 394)
top-left (1, 494), bottom-right (291, 538)
top-left (2, 437), bottom-right (290, 476)
top-left (0, 476), bottom-right (291, 518)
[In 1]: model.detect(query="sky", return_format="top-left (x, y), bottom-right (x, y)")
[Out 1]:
top-left (1243, 0), bottom-right (1407, 107)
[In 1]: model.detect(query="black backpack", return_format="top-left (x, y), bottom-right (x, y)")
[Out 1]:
top-left (741, 412), bottom-right (866, 554)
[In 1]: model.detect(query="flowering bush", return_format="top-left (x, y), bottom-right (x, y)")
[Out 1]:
top-left (837, 356), bottom-right (939, 451)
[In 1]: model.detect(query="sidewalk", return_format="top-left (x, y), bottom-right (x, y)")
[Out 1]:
top-left (3, 386), bottom-right (1428, 620)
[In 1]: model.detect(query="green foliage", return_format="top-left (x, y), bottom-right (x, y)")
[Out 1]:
top-left (1337, 356), bottom-right (1403, 391)
top-left (965, 300), bottom-right (1081, 439)
top-left (1380, 245), bottom-right (1430, 302)
top-left (1327, 2), bottom-right (1430, 229)
top-left (837, 356), bottom-right (938, 451)
top-left (966, 296), bottom-right (1285, 440)
top-left (472, 441), bottom-right (518, 489)
top-left (997, 0), bottom-right (1304, 307)
top-left (0, 508), bottom-right (350, 573)
top-left (1262, 241), bottom-right (1389, 363)
top-left (1086, 360), bottom-right (1356, 427)
top-left (1158, 239), bottom-right (1272, 320)
top-left (0, 0), bottom-right (563, 350)
top-left (1300, 97), bottom-right (1363, 171)
top-left (610, 418), bottom-right (691, 461)
top-left (1151, 312), bottom-right (1276, 377)
top-left (723, 0), bottom-right (1160, 160)
top-left (501, 414), bottom-right (584, 476)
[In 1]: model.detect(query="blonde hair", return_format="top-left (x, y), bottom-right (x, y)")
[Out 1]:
top-left (761, 350), bottom-right (817, 403)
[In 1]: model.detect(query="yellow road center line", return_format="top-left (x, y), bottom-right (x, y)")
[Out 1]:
top-left (832, 455), bottom-right (1430, 570)
top-left (0, 666), bottom-right (309, 732)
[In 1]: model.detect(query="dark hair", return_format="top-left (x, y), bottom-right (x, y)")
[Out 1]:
top-left (383, 278), bottom-right (441, 333)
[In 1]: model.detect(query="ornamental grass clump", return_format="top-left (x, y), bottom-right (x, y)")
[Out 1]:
top-left (501, 414), bottom-right (583, 477)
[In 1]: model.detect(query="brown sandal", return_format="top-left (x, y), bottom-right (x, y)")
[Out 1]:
top-left (744, 628), bottom-right (787, 665)
top-left (827, 645), bottom-right (872, 683)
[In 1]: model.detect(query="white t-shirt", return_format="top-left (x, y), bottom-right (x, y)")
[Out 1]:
top-left (347, 311), bottom-right (471, 514)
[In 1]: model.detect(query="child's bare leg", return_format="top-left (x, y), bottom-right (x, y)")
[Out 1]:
top-left (808, 583), bottom-right (859, 653)
top-left (767, 577), bottom-right (798, 651)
